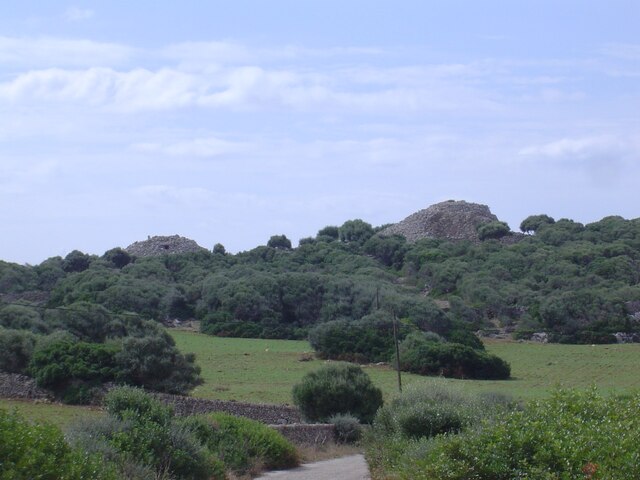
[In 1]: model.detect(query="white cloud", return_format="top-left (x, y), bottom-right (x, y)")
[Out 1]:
top-left (519, 136), bottom-right (624, 159)
top-left (63, 7), bottom-right (94, 22)
top-left (0, 67), bottom-right (199, 111)
top-left (599, 43), bottom-right (640, 60)
top-left (0, 36), bottom-right (132, 67)
top-left (132, 137), bottom-right (243, 157)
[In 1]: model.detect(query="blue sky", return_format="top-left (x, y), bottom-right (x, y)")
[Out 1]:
top-left (1, 1), bottom-right (639, 264)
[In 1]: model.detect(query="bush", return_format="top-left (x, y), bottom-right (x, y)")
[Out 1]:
top-left (292, 363), bottom-right (383, 423)
top-left (70, 387), bottom-right (224, 480)
top-left (365, 380), bottom-right (512, 478)
top-left (0, 408), bottom-right (117, 479)
top-left (0, 328), bottom-right (37, 374)
top-left (29, 339), bottom-right (120, 403)
top-left (114, 333), bottom-right (202, 394)
top-left (403, 389), bottom-right (640, 479)
top-left (329, 414), bottom-right (363, 444)
top-left (179, 413), bottom-right (299, 475)
top-left (398, 333), bottom-right (510, 379)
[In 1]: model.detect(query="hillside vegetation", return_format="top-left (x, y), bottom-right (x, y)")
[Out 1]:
top-left (1, 205), bottom-right (639, 399)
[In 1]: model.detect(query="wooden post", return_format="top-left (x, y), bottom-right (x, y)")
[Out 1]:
top-left (392, 311), bottom-right (402, 393)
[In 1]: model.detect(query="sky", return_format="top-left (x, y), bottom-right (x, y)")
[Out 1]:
top-left (1, 1), bottom-right (639, 265)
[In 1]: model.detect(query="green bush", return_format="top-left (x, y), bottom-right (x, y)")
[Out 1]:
top-left (29, 339), bottom-right (120, 402)
top-left (329, 414), bottom-right (363, 444)
top-left (0, 408), bottom-right (117, 480)
top-left (292, 363), bottom-right (383, 423)
top-left (365, 380), bottom-right (512, 479)
top-left (179, 413), bottom-right (299, 474)
top-left (70, 387), bottom-right (224, 480)
top-left (403, 389), bottom-right (640, 479)
top-left (398, 333), bottom-right (510, 379)
top-left (0, 328), bottom-right (37, 374)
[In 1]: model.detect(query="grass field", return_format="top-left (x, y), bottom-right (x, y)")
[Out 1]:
top-left (171, 331), bottom-right (640, 404)
top-left (4, 331), bottom-right (640, 426)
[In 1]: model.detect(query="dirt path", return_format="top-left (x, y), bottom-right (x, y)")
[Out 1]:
top-left (256, 454), bottom-right (370, 480)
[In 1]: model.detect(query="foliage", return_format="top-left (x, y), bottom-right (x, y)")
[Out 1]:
top-left (398, 333), bottom-right (511, 379)
top-left (267, 234), bottom-right (292, 250)
top-left (365, 380), bottom-right (512, 479)
top-left (329, 413), bottom-right (363, 444)
top-left (0, 304), bottom-right (47, 333)
top-left (0, 408), bottom-right (117, 480)
top-left (339, 219), bottom-right (374, 244)
top-left (477, 221), bottom-right (511, 240)
top-left (29, 339), bottom-right (119, 403)
top-left (520, 213), bottom-right (555, 233)
top-left (71, 387), bottom-right (223, 480)
top-left (292, 363), bottom-right (383, 423)
top-left (0, 328), bottom-right (37, 374)
top-left (179, 413), bottom-right (299, 474)
top-left (399, 389), bottom-right (640, 479)
top-left (115, 333), bottom-right (202, 394)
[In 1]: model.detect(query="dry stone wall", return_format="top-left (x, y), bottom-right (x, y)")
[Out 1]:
top-left (152, 393), bottom-right (302, 424)
top-left (0, 373), bottom-right (52, 400)
top-left (270, 423), bottom-right (336, 445)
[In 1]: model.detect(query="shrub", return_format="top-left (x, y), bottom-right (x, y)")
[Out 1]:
top-left (292, 363), bottom-right (383, 423)
top-left (398, 333), bottom-right (510, 379)
top-left (0, 328), bottom-right (37, 374)
top-left (0, 408), bottom-right (117, 479)
top-left (70, 387), bottom-right (224, 480)
top-left (365, 380), bottom-right (511, 478)
top-left (329, 414), bottom-right (363, 444)
top-left (29, 339), bottom-right (120, 403)
top-left (404, 389), bottom-right (640, 479)
top-left (114, 333), bottom-right (202, 394)
top-left (179, 413), bottom-right (299, 474)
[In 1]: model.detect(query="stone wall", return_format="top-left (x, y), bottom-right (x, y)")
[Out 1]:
top-left (152, 392), bottom-right (302, 424)
top-left (270, 423), bottom-right (336, 445)
top-left (0, 373), bottom-right (52, 400)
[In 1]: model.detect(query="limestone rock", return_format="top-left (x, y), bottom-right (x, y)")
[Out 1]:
top-left (125, 235), bottom-right (207, 258)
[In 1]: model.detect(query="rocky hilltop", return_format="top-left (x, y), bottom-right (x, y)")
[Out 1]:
top-left (126, 235), bottom-right (207, 257)
top-left (381, 200), bottom-right (503, 243)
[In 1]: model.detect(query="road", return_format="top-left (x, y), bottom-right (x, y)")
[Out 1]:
top-left (256, 454), bottom-right (371, 480)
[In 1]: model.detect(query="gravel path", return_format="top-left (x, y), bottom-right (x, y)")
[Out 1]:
top-left (256, 454), bottom-right (370, 480)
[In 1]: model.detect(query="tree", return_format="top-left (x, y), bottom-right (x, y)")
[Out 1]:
top-left (339, 219), bottom-right (374, 244)
top-left (267, 235), bottom-right (292, 250)
top-left (62, 250), bottom-right (93, 273)
top-left (292, 363), bottom-right (383, 423)
top-left (520, 214), bottom-right (555, 234)
top-left (477, 221), bottom-right (510, 241)
top-left (102, 247), bottom-right (132, 268)
top-left (212, 243), bottom-right (226, 255)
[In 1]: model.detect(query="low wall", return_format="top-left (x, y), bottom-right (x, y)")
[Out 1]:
top-left (0, 373), bottom-right (52, 400)
top-left (152, 392), bottom-right (302, 424)
top-left (270, 423), bottom-right (336, 445)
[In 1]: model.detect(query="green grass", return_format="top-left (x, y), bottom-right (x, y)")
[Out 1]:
top-left (5, 332), bottom-right (640, 424)
top-left (0, 399), bottom-right (103, 428)
top-left (171, 331), bottom-right (640, 404)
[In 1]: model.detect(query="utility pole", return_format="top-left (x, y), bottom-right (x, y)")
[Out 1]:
top-left (392, 310), bottom-right (402, 393)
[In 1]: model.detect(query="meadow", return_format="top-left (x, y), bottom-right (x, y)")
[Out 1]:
top-left (169, 331), bottom-right (640, 403)
top-left (3, 330), bottom-right (640, 426)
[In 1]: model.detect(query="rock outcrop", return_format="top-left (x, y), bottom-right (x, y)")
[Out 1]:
top-left (125, 235), bottom-right (207, 258)
top-left (380, 200), bottom-right (502, 243)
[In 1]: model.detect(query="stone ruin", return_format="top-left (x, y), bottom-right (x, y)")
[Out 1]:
top-left (125, 235), bottom-right (207, 258)
top-left (380, 199), bottom-right (516, 243)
